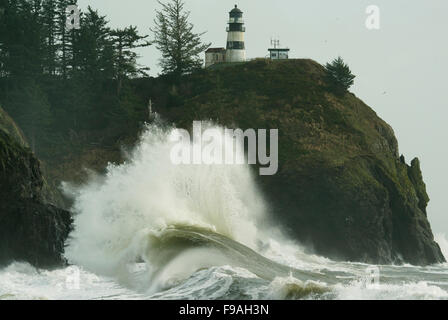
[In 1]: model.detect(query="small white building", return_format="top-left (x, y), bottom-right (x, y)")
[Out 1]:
top-left (268, 48), bottom-right (290, 60)
top-left (268, 39), bottom-right (289, 60)
top-left (205, 48), bottom-right (226, 68)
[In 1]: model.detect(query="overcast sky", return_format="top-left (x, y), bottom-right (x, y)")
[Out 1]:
top-left (78, 0), bottom-right (448, 235)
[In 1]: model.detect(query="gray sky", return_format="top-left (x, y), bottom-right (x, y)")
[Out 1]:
top-left (78, 0), bottom-right (448, 235)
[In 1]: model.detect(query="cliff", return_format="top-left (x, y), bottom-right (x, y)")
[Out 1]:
top-left (27, 59), bottom-right (445, 266)
top-left (139, 59), bottom-right (444, 265)
top-left (0, 107), bottom-right (72, 268)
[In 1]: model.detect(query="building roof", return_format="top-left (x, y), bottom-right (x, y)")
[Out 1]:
top-left (268, 48), bottom-right (290, 51)
top-left (206, 47), bottom-right (226, 53)
top-left (230, 5), bottom-right (242, 13)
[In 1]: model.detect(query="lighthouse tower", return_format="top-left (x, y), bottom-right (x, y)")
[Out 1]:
top-left (226, 5), bottom-right (246, 63)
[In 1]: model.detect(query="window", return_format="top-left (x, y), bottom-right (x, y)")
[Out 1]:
top-left (227, 41), bottom-right (245, 50)
top-left (228, 24), bottom-right (244, 32)
top-left (230, 12), bottom-right (243, 19)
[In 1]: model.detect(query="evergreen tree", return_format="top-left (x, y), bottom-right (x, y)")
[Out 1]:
top-left (73, 6), bottom-right (110, 80)
top-left (0, 0), bottom-right (44, 78)
top-left (152, 0), bottom-right (210, 76)
top-left (110, 26), bottom-right (150, 94)
top-left (4, 79), bottom-right (52, 152)
top-left (42, 0), bottom-right (58, 75)
top-left (325, 56), bottom-right (356, 94)
top-left (0, 0), bottom-right (153, 147)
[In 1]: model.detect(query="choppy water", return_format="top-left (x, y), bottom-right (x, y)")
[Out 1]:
top-left (1, 239), bottom-right (448, 300)
top-left (1, 120), bottom-right (447, 300)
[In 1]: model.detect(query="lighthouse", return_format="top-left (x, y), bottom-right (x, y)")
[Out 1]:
top-left (226, 5), bottom-right (246, 63)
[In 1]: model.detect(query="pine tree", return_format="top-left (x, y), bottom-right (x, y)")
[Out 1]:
top-left (42, 0), bottom-right (58, 75)
top-left (110, 26), bottom-right (150, 94)
top-left (73, 6), bottom-right (110, 80)
top-left (0, 0), bottom-right (153, 138)
top-left (325, 56), bottom-right (356, 94)
top-left (0, 0), bottom-right (44, 78)
top-left (4, 79), bottom-right (52, 152)
top-left (0, 0), bottom-right (13, 77)
top-left (152, 0), bottom-right (210, 76)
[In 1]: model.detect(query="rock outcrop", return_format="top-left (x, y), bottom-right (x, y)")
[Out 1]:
top-left (0, 114), bottom-right (72, 268)
top-left (145, 59), bottom-right (444, 265)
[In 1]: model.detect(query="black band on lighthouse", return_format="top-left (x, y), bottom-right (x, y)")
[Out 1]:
top-left (228, 24), bottom-right (244, 32)
top-left (227, 41), bottom-right (245, 50)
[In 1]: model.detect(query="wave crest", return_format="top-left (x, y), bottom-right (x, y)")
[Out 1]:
top-left (63, 121), bottom-right (267, 287)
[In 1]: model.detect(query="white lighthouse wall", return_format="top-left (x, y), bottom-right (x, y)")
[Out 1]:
top-left (227, 31), bottom-right (245, 42)
top-left (226, 31), bottom-right (246, 62)
top-left (226, 49), bottom-right (246, 63)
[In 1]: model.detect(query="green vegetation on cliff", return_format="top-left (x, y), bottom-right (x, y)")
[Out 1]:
top-left (0, 105), bottom-right (28, 148)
